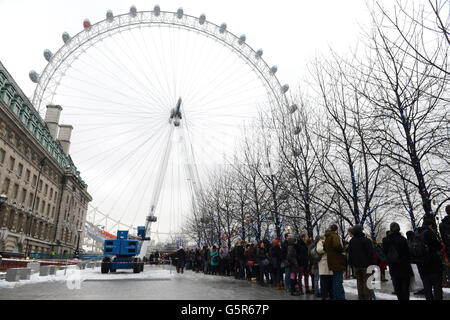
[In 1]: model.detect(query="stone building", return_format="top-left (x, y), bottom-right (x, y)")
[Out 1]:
top-left (0, 61), bottom-right (92, 256)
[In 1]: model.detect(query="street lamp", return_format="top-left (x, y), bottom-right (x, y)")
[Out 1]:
top-left (74, 229), bottom-right (82, 259)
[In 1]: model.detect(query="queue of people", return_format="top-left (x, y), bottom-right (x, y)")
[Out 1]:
top-left (149, 205), bottom-right (450, 300)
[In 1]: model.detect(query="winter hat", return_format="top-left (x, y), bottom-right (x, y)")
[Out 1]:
top-left (389, 222), bottom-right (400, 233)
top-left (423, 219), bottom-right (433, 227)
top-left (352, 225), bottom-right (363, 235)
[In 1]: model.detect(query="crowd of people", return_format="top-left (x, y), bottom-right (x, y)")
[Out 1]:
top-left (150, 205), bottom-right (450, 300)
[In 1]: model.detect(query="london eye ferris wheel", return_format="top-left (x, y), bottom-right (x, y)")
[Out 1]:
top-left (29, 5), bottom-right (295, 246)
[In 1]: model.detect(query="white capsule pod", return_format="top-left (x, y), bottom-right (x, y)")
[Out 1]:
top-left (29, 70), bottom-right (39, 83)
top-left (199, 14), bottom-right (206, 25)
top-left (282, 84), bottom-right (289, 93)
top-left (290, 104), bottom-right (298, 113)
top-left (154, 5), bottom-right (160, 16)
top-left (219, 23), bottom-right (227, 34)
top-left (177, 8), bottom-right (183, 19)
top-left (255, 49), bottom-right (263, 58)
top-left (106, 10), bottom-right (114, 22)
top-left (130, 5), bottom-right (137, 17)
top-left (62, 32), bottom-right (71, 44)
top-left (293, 126), bottom-right (301, 135)
top-left (44, 49), bottom-right (53, 62)
top-left (238, 34), bottom-right (246, 45)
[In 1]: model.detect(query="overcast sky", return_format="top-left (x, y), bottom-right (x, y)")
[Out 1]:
top-left (1, 0), bottom-right (415, 241)
top-left (0, 0), bottom-right (381, 98)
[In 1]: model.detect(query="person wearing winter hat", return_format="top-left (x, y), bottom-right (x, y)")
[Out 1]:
top-left (348, 224), bottom-right (374, 300)
top-left (382, 222), bottom-right (413, 300)
top-left (324, 224), bottom-right (346, 300)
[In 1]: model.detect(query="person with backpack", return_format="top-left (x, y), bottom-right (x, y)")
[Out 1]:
top-left (382, 222), bottom-right (413, 300)
top-left (412, 220), bottom-right (444, 300)
top-left (348, 225), bottom-right (374, 300)
top-left (439, 204), bottom-right (450, 287)
top-left (309, 235), bottom-right (322, 297)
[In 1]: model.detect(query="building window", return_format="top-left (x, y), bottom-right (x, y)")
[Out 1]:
top-left (38, 179), bottom-right (43, 192)
top-left (8, 156), bottom-right (15, 171)
top-left (0, 148), bottom-right (5, 164)
top-left (1, 177), bottom-right (10, 194)
top-left (32, 174), bottom-right (37, 187)
top-left (35, 197), bottom-right (40, 213)
top-left (47, 204), bottom-right (51, 216)
top-left (20, 188), bottom-right (27, 204)
top-left (44, 184), bottom-right (48, 196)
top-left (28, 192), bottom-right (34, 208)
top-left (49, 188), bottom-right (53, 200)
top-left (51, 206), bottom-right (55, 219)
top-left (12, 183), bottom-right (19, 200)
top-left (54, 191), bottom-right (58, 204)
top-left (17, 163), bottom-right (23, 177)
top-left (41, 200), bottom-right (45, 214)
top-left (25, 169), bottom-right (30, 182)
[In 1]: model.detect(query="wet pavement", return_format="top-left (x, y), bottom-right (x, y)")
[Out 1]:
top-left (0, 264), bottom-right (448, 300)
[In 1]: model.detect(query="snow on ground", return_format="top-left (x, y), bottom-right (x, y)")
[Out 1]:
top-left (0, 265), bottom-right (174, 289)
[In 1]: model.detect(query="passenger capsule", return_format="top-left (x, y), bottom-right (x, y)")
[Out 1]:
top-left (270, 66), bottom-right (278, 74)
top-left (62, 32), bottom-right (71, 44)
top-left (238, 35), bottom-right (246, 45)
top-left (154, 5), bottom-right (161, 16)
top-left (106, 10), bottom-right (114, 22)
top-left (255, 49), bottom-right (263, 58)
top-left (199, 14), bottom-right (206, 25)
top-left (83, 19), bottom-right (91, 30)
top-left (290, 104), bottom-right (298, 113)
top-left (282, 84), bottom-right (289, 93)
top-left (177, 8), bottom-right (183, 19)
top-left (293, 126), bottom-right (301, 135)
top-left (44, 49), bottom-right (53, 62)
top-left (219, 23), bottom-right (227, 34)
top-left (29, 70), bottom-right (39, 83)
top-left (130, 5), bottom-right (137, 17)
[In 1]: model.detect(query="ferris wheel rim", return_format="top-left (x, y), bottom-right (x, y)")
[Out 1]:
top-left (31, 8), bottom-right (290, 112)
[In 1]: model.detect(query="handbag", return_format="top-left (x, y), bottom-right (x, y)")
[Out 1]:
top-left (247, 260), bottom-right (254, 267)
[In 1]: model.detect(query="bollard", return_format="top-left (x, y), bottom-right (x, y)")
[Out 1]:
top-left (49, 265), bottom-right (56, 275)
top-left (18, 268), bottom-right (32, 280)
top-left (6, 268), bottom-right (21, 282)
top-left (39, 265), bottom-right (51, 276)
top-left (27, 262), bottom-right (40, 274)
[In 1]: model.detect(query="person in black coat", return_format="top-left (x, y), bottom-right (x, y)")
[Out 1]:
top-left (439, 205), bottom-right (450, 286)
top-left (382, 222), bottom-right (413, 300)
top-left (417, 220), bottom-right (443, 300)
top-left (295, 235), bottom-right (310, 294)
top-left (348, 225), bottom-right (374, 300)
top-left (176, 246), bottom-right (187, 273)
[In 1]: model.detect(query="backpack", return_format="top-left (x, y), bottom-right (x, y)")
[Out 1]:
top-left (386, 245), bottom-right (401, 265)
top-left (409, 231), bottom-right (430, 265)
top-left (309, 244), bottom-right (322, 264)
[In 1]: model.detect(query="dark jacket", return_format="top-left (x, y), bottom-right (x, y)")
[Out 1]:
top-left (286, 238), bottom-right (299, 272)
top-left (295, 238), bottom-right (309, 267)
top-left (382, 231), bottom-right (413, 279)
top-left (255, 246), bottom-right (266, 263)
top-left (270, 244), bottom-right (281, 260)
top-left (177, 248), bottom-right (187, 261)
top-left (415, 226), bottom-right (443, 275)
top-left (235, 245), bottom-right (245, 260)
top-left (281, 239), bottom-right (289, 261)
top-left (245, 246), bottom-right (255, 262)
top-left (323, 230), bottom-right (346, 272)
top-left (348, 227), bottom-right (374, 268)
top-left (439, 216), bottom-right (450, 255)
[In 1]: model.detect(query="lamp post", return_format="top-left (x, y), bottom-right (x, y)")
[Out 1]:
top-left (74, 229), bottom-right (82, 259)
